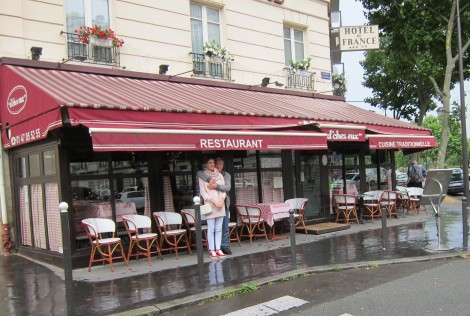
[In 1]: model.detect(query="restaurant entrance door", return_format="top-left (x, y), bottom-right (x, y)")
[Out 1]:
top-left (296, 152), bottom-right (323, 219)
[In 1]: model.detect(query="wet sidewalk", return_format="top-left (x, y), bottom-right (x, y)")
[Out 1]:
top-left (0, 197), bottom-right (468, 316)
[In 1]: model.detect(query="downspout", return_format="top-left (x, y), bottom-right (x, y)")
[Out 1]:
top-left (0, 127), bottom-right (12, 254)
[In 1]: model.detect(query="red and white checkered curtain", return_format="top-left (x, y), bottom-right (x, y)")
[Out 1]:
top-left (45, 183), bottom-right (61, 252)
top-left (143, 177), bottom-right (150, 217)
top-left (163, 176), bottom-right (175, 212)
top-left (261, 171), bottom-right (284, 203)
top-left (19, 185), bottom-right (32, 246)
top-left (31, 184), bottom-right (47, 249)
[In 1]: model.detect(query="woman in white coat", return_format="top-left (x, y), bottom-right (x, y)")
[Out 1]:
top-left (199, 157), bottom-right (226, 259)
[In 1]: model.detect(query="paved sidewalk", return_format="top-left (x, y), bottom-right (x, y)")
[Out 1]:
top-left (0, 197), bottom-right (468, 316)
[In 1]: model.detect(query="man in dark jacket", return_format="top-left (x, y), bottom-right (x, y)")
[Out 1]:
top-left (407, 160), bottom-right (427, 188)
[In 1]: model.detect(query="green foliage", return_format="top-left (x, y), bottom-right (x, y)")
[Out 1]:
top-left (204, 284), bottom-right (259, 302)
top-left (332, 74), bottom-right (347, 96)
top-left (289, 57), bottom-right (311, 70)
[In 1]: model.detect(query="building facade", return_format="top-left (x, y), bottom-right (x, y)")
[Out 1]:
top-left (0, 0), bottom-right (436, 265)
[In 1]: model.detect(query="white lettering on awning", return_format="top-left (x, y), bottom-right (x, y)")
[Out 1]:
top-left (200, 138), bottom-right (263, 149)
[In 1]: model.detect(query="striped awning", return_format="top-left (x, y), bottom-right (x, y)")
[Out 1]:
top-left (0, 63), bottom-right (436, 151)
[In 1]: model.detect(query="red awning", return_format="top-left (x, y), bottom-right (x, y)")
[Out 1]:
top-left (0, 62), bottom-right (436, 151)
top-left (87, 126), bottom-right (327, 152)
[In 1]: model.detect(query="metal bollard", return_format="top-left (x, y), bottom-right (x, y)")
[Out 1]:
top-left (193, 197), bottom-right (205, 281)
top-left (289, 209), bottom-right (296, 267)
top-left (381, 205), bottom-right (387, 250)
top-left (59, 202), bottom-right (75, 316)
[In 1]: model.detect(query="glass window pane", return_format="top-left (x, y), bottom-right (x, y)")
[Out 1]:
top-left (43, 150), bottom-right (56, 176)
top-left (284, 39), bottom-right (292, 65)
top-left (294, 29), bottom-right (303, 42)
top-left (29, 154), bottom-right (40, 177)
top-left (190, 3), bottom-right (202, 19)
top-left (70, 160), bottom-right (109, 176)
top-left (234, 171), bottom-right (259, 205)
top-left (65, 0), bottom-right (85, 33)
top-left (294, 42), bottom-right (304, 61)
top-left (260, 151), bottom-right (282, 168)
top-left (191, 19), bottom-right (204, 53)
top-left (91, 0), bottom-right (110, 28)
top-left (283, 27), bottom-right (291, 39)
top-left (206, 7), bottom-right (220, 23)
top-left (17, 157), bottom-right (27, 178)
top-left (261, 171), bottom-right (284, 203)
top-left (207, 22), bottom-right (221, 43)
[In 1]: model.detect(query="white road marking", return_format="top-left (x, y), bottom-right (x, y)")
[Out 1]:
top-left (222, 295), bottom-right (309, 316)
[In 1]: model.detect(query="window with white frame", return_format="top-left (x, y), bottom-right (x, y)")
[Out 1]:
top-left (65, 0), bottom-right (110, 33)
top-left (190, 3), bottom-right (221, 54)
top-left (284, 26), bottom-right (305, 66)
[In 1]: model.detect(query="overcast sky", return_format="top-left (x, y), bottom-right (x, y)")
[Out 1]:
top-left (339, 1), bottom-right (470, 129)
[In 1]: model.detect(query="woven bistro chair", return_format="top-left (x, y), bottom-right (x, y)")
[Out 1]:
top-left (236, 205), bottom-right (268, 245)
top-left (181, 209), bottom-right (208, 248)
top-left (122, 214), bottom-right (162, 266)
top-left (152, 211), bottom-right (192, 259)
top-left (333, 194), bottom-right (359, 224)
top-left (81, 218), bottom-right (128, 272)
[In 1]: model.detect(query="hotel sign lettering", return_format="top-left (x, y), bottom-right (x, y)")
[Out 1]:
top-left (339, 25), bottom-right (380, 51)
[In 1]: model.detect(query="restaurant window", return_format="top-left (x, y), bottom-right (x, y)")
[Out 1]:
top-left (365, 151), bottom-right (389, 191)
top-left (328, 151), bottom-right (344, 214)
top-left (43, 150), bottom-right (56, 176)
top-left (260, 151), bottom-right (284, 203)
top-left (162, 152), bottom-right (194, 212)
top-left (284, 26), bottom-right (305, 66)
top-left (13, 145), bottom-right (60, 252)
top-left (234, 151), bottom-right (259, 205)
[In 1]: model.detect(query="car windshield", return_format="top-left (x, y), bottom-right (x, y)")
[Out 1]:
top-left (397, 174), bottom-right (407, 179)
top-left (451, 173), bottom-right (463, 181)
top-left (345, 173), bottom-right (357, 180)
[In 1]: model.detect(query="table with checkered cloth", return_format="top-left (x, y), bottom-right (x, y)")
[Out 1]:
top-left (255, 202), bottom-right (291, 227)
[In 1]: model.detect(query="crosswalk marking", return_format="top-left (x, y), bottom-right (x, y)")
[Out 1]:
top-left (222, 295), bottom-right (309, 316)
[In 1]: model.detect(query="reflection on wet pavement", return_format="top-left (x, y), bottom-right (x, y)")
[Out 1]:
top-left (0, 204), bottom-right (465, 316)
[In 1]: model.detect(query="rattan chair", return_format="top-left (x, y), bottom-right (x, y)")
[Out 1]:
top-left (152, 211), bottom-right (192, 259)
top-left (82, 218), bottom-right (128, 272)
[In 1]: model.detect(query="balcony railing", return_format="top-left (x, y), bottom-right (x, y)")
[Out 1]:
top-left (190, 53), bottom-right (231, 81)
top-left (61, 32), bottom-right (120, 66)
top-left (285, 68), bottom-right (315, 91)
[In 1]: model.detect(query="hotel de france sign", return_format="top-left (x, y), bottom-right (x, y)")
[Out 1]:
top-left (339, 25), bottom-right (380, 51)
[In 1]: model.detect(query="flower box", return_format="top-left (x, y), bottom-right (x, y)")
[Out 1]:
top-left (90, 37), bottom-right (113, 47)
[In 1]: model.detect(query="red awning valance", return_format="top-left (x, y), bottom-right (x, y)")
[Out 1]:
top-left (367, 134), bottom-right (437, 150)
top-left (318, 123), bottom-right (366, 142)
top-left (87, 127), bottom-right (327, 152)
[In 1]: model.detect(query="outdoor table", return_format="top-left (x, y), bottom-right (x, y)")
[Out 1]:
top-left (256, 202), bottom-right (291, 240)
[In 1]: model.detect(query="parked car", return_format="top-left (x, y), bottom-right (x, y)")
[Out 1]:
top-left (396, 172), bottom-right (408, 186)
top-left (447, 168), bottom-right (464, 195)
top-left (234, 178), bottom-right (256, 188)
top-left (119, 186), bottom-right (139, 195)
top-left (97, 188), bottom-right (110, 200)
top-left (118, 190), bottom-right (145, 212)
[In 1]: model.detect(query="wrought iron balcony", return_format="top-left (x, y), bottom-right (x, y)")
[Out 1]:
top-left (61, 32), bottom-right (120, 66)
top-left (190, 53), bottom-right (231, 81)
top-left (285, 68), bottom-right (315, 91)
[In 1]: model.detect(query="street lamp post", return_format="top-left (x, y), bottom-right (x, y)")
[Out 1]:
top-left (456, 0), bottom-right (468, 249)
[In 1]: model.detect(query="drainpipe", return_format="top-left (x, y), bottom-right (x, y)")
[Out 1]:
top-left (0, 128), bottom-right (12, 254)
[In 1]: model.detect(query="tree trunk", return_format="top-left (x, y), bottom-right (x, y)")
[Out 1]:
top-left (437, 95), bottom-right (451, 168)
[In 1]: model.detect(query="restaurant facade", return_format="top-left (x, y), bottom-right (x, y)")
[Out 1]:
top-left (0, 0), bottom-right (436, 266)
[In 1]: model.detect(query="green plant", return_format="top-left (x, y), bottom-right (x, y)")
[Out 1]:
top-left (203, 284), bottom-right (259, 303)
top-left (367, 262), bottom-right (379, 268)
top-left (333, 265), bottom-right (342, 272)
top-left (74, 25), bottom-right (124, 47)
top-left (332, 73), bottom-right (347, 96)
top-left (289, 57), bottom-right (311, 71)
top-left (203, 40), bottom-right (230, 59)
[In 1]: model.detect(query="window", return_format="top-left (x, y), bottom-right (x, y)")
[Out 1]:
top-left (64, 0), bottom-right (117, 65)
top-left (190, 3), bottom-right (221, 54)
top-left (65, 0), bottom-right (110, 33)
top-left (284, 27), bottom-right (305, 66)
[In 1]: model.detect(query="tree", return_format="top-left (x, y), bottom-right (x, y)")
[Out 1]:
top-left (361, 36), bottom-right (438, 123)
top-left (358, 0), bottom-right (470, 168)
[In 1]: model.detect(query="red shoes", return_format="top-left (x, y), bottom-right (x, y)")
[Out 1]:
top-left (209, 250), bottom-right (226, 259)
